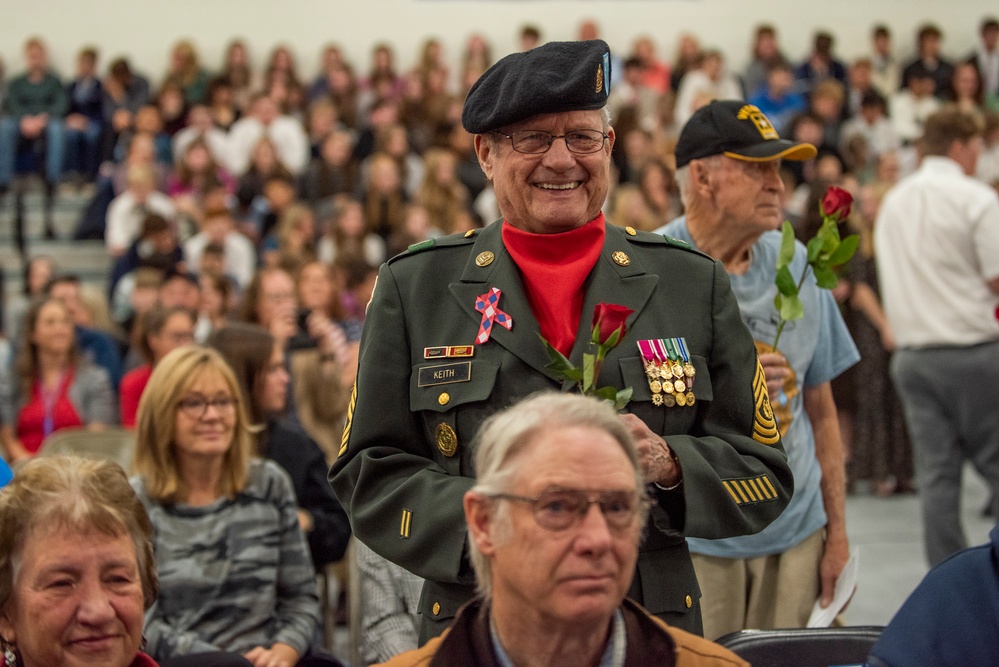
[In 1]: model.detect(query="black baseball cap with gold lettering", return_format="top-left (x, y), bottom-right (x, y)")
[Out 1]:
top-left (462, 40), bottom-right (612, 134)
top-left (674, 100), bottom-right (817, 168)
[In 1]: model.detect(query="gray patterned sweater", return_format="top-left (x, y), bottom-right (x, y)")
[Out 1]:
top-left (132, 459), bottom-right (320, 660)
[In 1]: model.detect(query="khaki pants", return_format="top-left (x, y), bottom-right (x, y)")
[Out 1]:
top-left (691, 528), bottom-right (824, 641)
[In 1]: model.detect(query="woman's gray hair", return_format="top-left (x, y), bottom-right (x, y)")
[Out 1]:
top-left (467, 392), bottom-right (643, 599)
top-left (0, 456), bottom-right (158, 616)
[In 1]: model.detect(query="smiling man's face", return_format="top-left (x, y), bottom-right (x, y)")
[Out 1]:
top-left (475, 110), bottom-right (615, 234)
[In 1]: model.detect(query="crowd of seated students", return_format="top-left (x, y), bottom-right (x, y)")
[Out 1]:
top-left (1, 16), bottom-right (999, 664)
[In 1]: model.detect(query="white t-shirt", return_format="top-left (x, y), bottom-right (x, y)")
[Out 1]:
top-left (875, 155), bottom-right (999, 348)
top-left (105, 191), bottom-right (177, 253)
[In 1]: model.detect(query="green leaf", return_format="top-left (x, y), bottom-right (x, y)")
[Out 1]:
top-left (826, 234), bottom-right (859, 267)
top-left (614, 387), bottom-right (633, 411)
top-left (539, 334), bottom-right (583, 381)
top-left (813, 264), bottom-right (839, 290)
top-left (777, 221), bottom-right (796, 269)
top-left (593, 385), bottom-right (618, 402)
top-left (583, 353), bottom-right (596, 393)
top-left (779, 293), bottom-right (804, 321)
top-left (775, 265), bottom-right (798, 297)
top-left (806, 235), bottom-right (824, 263)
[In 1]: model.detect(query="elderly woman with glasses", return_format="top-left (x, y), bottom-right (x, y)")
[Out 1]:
top-left (131, 345), bottom-right (320, 666)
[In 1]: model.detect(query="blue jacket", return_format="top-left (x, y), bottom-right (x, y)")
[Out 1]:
top-left (868, 523), bottom-right (999, 667)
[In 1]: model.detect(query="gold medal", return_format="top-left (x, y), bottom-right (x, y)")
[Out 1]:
top-left (663, 393), bottom-right (677, 407)
top-left (436, 423), bottom-right (458, 457)
top-left (676, 392), bottom-right (688, 407)
top-left (660, 362), bottom-right (673, 379)
top-left (671, 363), bottom-right (684, 378)
top-left (674, 379), bottom-right (687, 393)
top-left (686, 391), bottom-right (696, 406)
top-left (645, 361), bottom-right (659, 379)
top-left (662, 379), bottom-right (674, 393)
top-left (652, 393), bottom-right (664, 406)
top-left (683, 362), bottom-right (695, 378)
top-left (649, 379), bottom-right (662, 394)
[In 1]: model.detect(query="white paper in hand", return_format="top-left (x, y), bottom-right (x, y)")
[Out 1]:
top-left (807, 547), bottom-right (860, 628)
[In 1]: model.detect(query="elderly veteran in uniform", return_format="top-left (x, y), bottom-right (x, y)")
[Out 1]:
top-left (658, 100), bottom-right (858, 638)
top-left (330, 40), bottom-right (793, 641)
top-left (376, 392), bottom-right (749, 667)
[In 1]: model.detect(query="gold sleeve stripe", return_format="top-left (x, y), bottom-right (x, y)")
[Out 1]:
top-left (747, 477), bottom-right (771, 500)
top-left (400, 508), bottom-right (413, 538)
top-left (726, 480), bottom-right (750, 504)
top-left (739, 480), bottom-right (759, 502)
top-left (724, 475), bottom-right (779, 505)
top-left (723, 482), bottom-right (741, 505)
top-left (752, 357), bottom-right (780, 445)
top-left (338, 381), bottom-right (358, 458)
top-left (760, 475), bottom-right (778, 498)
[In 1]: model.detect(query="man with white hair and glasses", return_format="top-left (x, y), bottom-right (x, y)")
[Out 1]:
top-left (377, 392), bottom-right (748, 667)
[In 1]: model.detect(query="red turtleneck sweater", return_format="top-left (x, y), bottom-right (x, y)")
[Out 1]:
top-left (503, 215), bottom-right (606, 356)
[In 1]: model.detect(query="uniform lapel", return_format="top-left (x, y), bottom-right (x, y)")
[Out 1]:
top-left (448, 223), bottom-right (555, 379)
top-left (564, 224), bottom-right (658, 386)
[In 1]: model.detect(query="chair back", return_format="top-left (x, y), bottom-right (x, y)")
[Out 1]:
top-left (39, 427), bottom-right (137, 472)
top-left (715, 626), bottom-right (883, 667)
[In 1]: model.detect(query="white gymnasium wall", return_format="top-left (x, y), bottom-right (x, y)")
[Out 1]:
top-left (0, 0), bottom-right (991, 87)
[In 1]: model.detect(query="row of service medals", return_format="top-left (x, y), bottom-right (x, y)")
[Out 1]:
top-left (637, 338), bottom-right (696, 407)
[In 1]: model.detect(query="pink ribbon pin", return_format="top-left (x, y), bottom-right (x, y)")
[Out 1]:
top-left (474, 287), bottom-right (513, 344)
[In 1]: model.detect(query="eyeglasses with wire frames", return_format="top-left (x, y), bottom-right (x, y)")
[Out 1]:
top-left (484, 487), bottom-right (650, 532)
top-left (490, 129), bottom-right (609, 155)
top-left (176, 394), bottom-right (237, 420)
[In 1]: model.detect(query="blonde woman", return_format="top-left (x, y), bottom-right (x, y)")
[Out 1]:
top-left (131, 346), bottom-right (320, 664)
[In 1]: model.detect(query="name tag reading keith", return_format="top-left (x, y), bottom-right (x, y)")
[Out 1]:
top-left (418, 361), bottom-right (472, 387)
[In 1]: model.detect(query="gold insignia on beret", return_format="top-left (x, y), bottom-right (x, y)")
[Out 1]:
top-left (438, 392), bottom-right (450, 406)
top-left (751, 357), bottom-right (780, 445)
top-left (737, 104), bottom-right (779, 140)
top-left (612, 251), bottom-right (630, 267)
top-left (475, 251), bottom-right (495, 267)
top-left (625, 226), bottom-right (637, 236)
top-left (596, 63), bottom-right (604, 93)
top-left (338, 382), bottom-right (358, 458)
top-left (400, 508), bottom-right (413, 538)
top-left (436, 422), bottom-right (458, 457)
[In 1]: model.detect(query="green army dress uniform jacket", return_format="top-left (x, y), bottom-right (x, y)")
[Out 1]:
top-left (330, 220), bottom-right (793, 640)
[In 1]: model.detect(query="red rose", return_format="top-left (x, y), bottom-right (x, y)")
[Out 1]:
top-left (592, 303), bottom-right (634, 346)
top-left (821, 186), bottom-right (853, 220)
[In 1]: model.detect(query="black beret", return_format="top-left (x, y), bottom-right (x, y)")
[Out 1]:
top-left (462, 40), bottom-right (612, 134)
top-left (675, 100), bottom-right (816, 168)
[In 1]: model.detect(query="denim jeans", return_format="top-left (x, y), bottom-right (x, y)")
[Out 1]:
top-left (0, 115), bottom-right (66, 185)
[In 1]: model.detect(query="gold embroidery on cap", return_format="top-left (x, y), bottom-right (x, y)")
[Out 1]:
top-left (737, 104), bottom-right (778, 140)
top-left (596, 64), bottom-right (604, 93)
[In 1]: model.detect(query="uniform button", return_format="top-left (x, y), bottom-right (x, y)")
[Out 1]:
top-left (432, 602), bottom-right (441, 616)
top-left (685, 595), bottom-right (693, 609)
top-left (625, 226), bottom-right (637, 236)
top-left (438, 392), bottom-right (450, 406)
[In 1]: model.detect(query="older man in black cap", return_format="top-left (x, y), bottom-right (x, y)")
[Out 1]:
top-left (331, 42), bottom-right (793, 641)
top-left (659, 100), bottom-right (858, 639)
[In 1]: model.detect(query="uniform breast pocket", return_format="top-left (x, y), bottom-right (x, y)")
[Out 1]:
top-left (410, 359), bottom-right (499, 474)
top-left (619, 355), bottom-right (714, 435)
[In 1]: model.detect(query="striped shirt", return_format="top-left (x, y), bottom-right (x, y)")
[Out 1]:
top-left (133, 459), bottom-right (320, 659)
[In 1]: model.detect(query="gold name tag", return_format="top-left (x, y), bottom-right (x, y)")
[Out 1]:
top-left (418, 361), bottom-right (472, 387)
